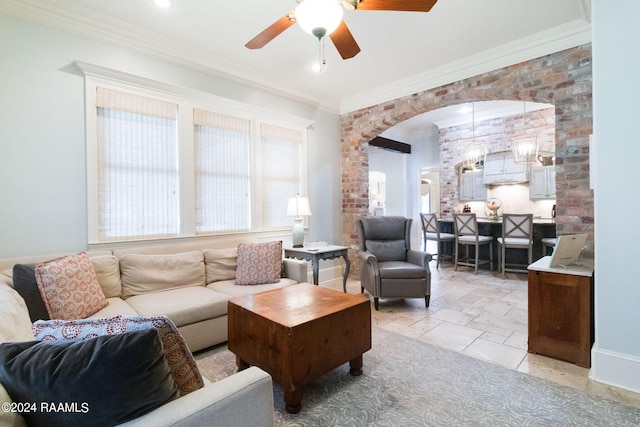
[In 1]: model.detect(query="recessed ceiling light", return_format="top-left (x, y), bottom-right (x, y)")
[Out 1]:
top-left (153, 0), bottom-right (172, 8)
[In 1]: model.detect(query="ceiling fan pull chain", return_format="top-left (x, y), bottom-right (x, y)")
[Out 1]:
top-left (317, 37), bottom-right (327, 72)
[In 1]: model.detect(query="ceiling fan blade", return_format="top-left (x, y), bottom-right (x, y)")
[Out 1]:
top-left (329, 21), bottom-right (361, 59)
top-left (245, 14), bottom-right (296, 49)
top-left (355, 0), bottom-right (437, 12)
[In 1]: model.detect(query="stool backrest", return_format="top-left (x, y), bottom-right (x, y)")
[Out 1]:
top-left (502, 214), bottom-right (533, 241)
top-left (420, 213), bottom-right (439, 235)
top-left (453, 213), bottom-right (478, 236)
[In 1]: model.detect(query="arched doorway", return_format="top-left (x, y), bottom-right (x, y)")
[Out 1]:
top-left (340, 44), bottom-right (593, 275)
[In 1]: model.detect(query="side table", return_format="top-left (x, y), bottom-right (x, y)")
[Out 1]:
top-left (283, 245), bottom-right (350, 292)
top-left (527, 256), bottom-right (594, 367)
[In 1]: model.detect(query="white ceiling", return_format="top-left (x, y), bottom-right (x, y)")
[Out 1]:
top-left (1, 0), bottom-right (591, 114)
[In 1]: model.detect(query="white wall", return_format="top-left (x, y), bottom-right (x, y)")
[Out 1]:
top-left (591, 0), bottom-right (640, 392)
top-left (372, 124), bottom-right (440, 246)
top-left (0, 14), bottom-right (340, 258)
top-left (406, 125), bottom-right (440, 246)
top-left (368, 147), bottom-right (406, 217)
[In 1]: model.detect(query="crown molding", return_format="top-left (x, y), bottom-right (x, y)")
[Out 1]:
top-left (0, 0), bottom-right (340, 112)
top-left (1, 0), bottom-right (591, 115)
top-left (339, 19), bottom-right (592, 114)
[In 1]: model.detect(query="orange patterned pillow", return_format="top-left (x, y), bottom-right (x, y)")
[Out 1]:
top-left (35, 252), bottom-right (108, 320)
top-left (235, 241), bottom-right (282, 285)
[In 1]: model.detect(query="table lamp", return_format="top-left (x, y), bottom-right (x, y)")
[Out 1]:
top-left (287, 193), bottom-right (312, 247)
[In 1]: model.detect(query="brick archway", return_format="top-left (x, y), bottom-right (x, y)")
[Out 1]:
top-left (341, 44), bottom-right (593, 275)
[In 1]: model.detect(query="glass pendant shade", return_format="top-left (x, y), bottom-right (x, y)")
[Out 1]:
top-left (511, 101), bottom-right (539, 163)
top-left (295, 0), bottom-right (344, 39)
top-left (463, 139), bottom-right (489, 169)
top-left (512, 134), bottom-right (539, 163)
top-left (461, 102), bottom-right (489, 169)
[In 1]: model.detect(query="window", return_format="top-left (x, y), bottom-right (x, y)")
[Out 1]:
top-left (81, 63), bottom-right (311, 244)
top-left (260, 123), bottom-right (304, 229)
top-left (96, 89), bottom-right (179, 241)
top-left (194, 109), bottom-right (251, 234)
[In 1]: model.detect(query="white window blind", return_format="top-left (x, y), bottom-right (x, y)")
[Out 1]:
top-left (96, 88), bottom-right (178, 241)
top-left (194, 109), bottom-right (251, 233)
top-left (81, 64), bottom-right (312, 244)
top-left (260, 123), bottom-right (304, 228)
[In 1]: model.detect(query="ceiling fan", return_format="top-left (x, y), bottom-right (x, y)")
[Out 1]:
top-left (245, 0), bottom-right (438, 60)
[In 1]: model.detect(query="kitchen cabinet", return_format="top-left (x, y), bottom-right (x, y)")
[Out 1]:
top-left (483, 151), bottom-right (529, 184)
top-left (527, 257), bottom-right (594, 367)
top-left (459, 171), bottom-right (486, 201)
top-left (529, 166), bottom-right (556, 199)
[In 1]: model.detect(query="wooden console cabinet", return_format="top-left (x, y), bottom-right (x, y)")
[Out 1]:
top-left (527, 256), bottom-right (594, 367)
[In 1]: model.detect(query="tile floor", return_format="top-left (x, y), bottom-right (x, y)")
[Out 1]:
top-left (322, 258), bottom-right (640, 409)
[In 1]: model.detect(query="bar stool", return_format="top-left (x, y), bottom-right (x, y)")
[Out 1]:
top-left (453, 213), bottom-right (493, 274)
top-left (497, 213), bottom-right (533, 278)
top-left (420, 213), bottom-right (454, 268)
top-left (541, 237), bottom-right (557, 256)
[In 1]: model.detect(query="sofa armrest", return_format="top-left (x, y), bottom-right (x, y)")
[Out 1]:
top-left (118, 367), bottom-right (274, 427)
top-left (283, 258), bottom-right (308, 283)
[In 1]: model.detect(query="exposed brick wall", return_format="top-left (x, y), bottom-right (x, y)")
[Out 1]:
top-left (341, 44), bottom-right (593, 275)
top-left (439, 108), bottom-right (556, 216)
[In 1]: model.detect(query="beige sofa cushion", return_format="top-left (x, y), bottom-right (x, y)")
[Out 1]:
top-left (0, 284), bottom-right (35, 343)
top-left (90, 255), bottom-right (122, 298)
top-left (120, 252), bottom-right (205, 299)
top-left (0, 383), bottom-right (27, 427)
top-left (92, 297), bottom-right (140, 318)
top-left (203, 248), bottom-right (237, 283)
top-left (124, 287), bottom-right (229, 327)
top-left (207, 278), bottom-right (297, 298)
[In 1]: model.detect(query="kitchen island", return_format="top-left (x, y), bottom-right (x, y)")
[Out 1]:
top-left (438, 217), bottom-right (556, 271)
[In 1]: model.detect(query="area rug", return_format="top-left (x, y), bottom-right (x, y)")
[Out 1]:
top-left (194, 328), bottom-right (640, 426)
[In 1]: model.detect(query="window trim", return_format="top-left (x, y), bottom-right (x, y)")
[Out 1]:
top-left (76, 60), bottom-right (313, 245)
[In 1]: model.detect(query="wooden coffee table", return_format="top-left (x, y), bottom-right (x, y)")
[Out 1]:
top-left (227, 283), bottom-right (372, 414)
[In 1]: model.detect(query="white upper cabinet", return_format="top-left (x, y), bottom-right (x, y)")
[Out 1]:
top-left (529, 166), bottom-right (556, 199)
top-left (459, 171), bottom-right (487, 201)
top-left (483, 151), bottom-right (529, 184)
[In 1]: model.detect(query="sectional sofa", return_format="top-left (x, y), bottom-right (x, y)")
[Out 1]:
top-left (0, 241), bottom-right (307, 351)
top-left (0, 240), bottom-right (308, 426)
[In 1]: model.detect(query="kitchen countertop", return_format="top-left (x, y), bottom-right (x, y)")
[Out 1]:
top-left (528, 256), bottom-right (593, 277)
top-left (439, 217), bottom-right (556, 224)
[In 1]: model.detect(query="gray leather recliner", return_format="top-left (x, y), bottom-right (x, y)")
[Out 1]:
top-left (356, 216), bottom-right (432, 310)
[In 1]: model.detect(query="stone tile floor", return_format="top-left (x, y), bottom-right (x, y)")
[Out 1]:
top-left (322, 260), bottom-right (640, 409)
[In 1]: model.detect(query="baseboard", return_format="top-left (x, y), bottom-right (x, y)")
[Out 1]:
top-left (590, 346), bottom-right (640, 394)
top-left (309, 264), bottom-right (345, 285)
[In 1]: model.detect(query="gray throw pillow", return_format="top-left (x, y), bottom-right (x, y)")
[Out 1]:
top-left (12, 263), bottom-right (50, 322)
top-left (0, 329), bottom-right (179, 427)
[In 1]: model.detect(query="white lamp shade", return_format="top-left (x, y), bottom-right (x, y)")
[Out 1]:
top-left (295, 0), bottom-right (344, 38)
top-left (287, 195), bottom-right (312, 217)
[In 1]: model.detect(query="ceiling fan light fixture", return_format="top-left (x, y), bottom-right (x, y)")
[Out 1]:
top-left (153, 0), bottom-right (172, 8)
top-left (342, 0), bottom-right (358, 11)
top-left (296, 0), bottom-right (344, 39)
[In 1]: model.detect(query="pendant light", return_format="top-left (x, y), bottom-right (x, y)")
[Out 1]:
top-left (512, 101), bottom-right (539, 163)
top-left (463, 102), bottom-right (489, 169)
